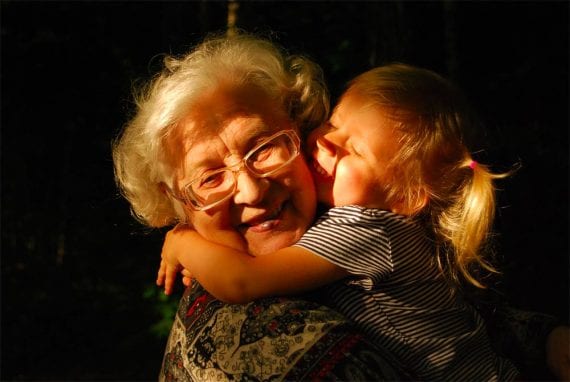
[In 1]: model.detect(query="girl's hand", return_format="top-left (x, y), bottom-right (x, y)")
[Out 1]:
top-left (156, 257), bottom-right (182, 295)
top-left (157, 224), bottom-right (199, 294)
top-left (181, 268), bottom-right (193, 288)
top-left (156, 255), bottom-right (193, 294)
top-left (156, 224), bottom-right (192, 294)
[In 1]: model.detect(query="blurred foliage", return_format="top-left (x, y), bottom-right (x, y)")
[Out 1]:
top-left (1, 1), bottom-right (567, 380)
top-left (143, 284), bottom-right (180, 339)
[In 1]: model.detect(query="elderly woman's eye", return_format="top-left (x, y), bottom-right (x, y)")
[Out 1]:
top-left (199, 172), bottom-right (225, 189)
top-left (252, 144), bottom-right (276, 162)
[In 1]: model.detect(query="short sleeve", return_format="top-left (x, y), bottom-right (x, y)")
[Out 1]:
top-left (294, 206), bottom-right (394, 290)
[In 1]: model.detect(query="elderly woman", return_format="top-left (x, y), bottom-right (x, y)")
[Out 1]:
top-left (113, 32), bottom-right (413, 381)
top-left (113, 32), bottom-right (568, 380)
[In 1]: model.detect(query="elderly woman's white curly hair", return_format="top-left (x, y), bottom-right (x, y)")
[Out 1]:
top-left (112, 31), bottom-right (329, 227)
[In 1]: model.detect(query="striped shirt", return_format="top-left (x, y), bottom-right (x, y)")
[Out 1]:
top-left (295, 205), bottom-right (519, 381)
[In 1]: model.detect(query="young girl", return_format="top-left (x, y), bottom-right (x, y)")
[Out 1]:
top-left (157, 63), bottom-right (519, 380)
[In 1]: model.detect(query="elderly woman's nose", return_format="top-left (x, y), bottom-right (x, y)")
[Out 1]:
top-left (233, 171), bottom-right (269, 205)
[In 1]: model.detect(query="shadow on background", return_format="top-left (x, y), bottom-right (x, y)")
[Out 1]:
top-left (1, 1), bottom-right (567, 380)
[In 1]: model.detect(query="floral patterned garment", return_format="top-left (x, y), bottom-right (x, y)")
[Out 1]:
top-left (160, 282), bottom-right (414, 382)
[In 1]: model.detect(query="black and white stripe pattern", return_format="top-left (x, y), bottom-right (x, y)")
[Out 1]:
top-left (295, 205), bottom-right (518, 381)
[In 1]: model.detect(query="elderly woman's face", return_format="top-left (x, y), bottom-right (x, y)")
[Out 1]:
top-left (172, 86), bottom-right (317, 256)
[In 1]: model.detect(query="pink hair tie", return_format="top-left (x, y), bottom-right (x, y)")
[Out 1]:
top-left (469, 160), bottom-right (478, 170)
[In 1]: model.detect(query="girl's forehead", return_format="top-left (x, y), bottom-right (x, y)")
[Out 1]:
top-left (331, 91), bottom-right (383, 124)
top-left (333, 91), bottom-right (370, 114)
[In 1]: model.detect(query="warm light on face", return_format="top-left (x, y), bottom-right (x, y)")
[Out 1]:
top-left (308, 91), bottom-right (400, 210)
top-left (169, 85), bottom-right (316, 257)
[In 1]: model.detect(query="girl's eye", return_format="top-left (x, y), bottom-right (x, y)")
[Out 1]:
top-left (348, 140), bottom-right (363, 156)
top-left (325, 122), bottom-right (337, 131)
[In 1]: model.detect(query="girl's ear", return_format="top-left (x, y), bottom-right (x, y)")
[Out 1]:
top-left (158, 182), bottom-right (169, 195)
top-left (411, 189), bottom-right (429, 215)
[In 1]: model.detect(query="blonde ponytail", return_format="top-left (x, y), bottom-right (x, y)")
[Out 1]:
top-left (434, 160), bottom-right (511, 288)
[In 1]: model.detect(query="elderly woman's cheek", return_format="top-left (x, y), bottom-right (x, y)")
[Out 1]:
top-left (289, 159), bottom-right (317, 227)
top-left (248, 161), bottom-right (317, 256)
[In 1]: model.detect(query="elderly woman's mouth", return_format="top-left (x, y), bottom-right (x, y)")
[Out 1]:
top-left (311, 159), bottom-right (334, 182)
top-left (239, 202), bottom-right (286, 232)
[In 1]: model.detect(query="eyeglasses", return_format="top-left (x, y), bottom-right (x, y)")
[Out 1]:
top-left (169, 130), bottom-right (301, 211)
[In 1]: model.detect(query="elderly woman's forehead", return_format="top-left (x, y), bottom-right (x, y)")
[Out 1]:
top-left (161, 89), bottom-right (291, 170)
top-left (179, 114), bottom-right (283, 156)
top-left (194, 83), bottom-right (284, 117)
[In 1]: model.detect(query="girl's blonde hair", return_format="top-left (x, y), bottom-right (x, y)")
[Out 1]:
top-left (112, 31), bottom-right (329, 227)
top-left (347, 63), bottom-right (511, 288)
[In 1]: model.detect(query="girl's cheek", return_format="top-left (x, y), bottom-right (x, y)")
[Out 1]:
top-left (335, 164), bottom-right (361, 187)
top-left (332, 164), bottom-right (369, 204)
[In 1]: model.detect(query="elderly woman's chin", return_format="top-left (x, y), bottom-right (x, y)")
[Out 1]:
top-left (242, 198), bottom-right (316, 257)
top-left (246, 227), bottom-right (304, 257)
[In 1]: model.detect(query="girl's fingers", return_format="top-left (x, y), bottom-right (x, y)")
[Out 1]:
top-left (157, 260), bottom-right (167, 286)
top-left (181, 268), bottom-right (191, 276)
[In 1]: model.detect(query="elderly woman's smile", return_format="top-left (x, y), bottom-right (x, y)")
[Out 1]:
top-left (238, 200), bottom-right (285, 231)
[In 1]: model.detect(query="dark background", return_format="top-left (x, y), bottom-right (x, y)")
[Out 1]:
top-left (1, 1), bottom-right (567, 380)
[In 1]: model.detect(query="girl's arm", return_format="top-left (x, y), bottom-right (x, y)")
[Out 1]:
top-left (157, 225), bottom-right (348, 303)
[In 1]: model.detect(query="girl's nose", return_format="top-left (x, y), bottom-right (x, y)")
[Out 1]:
top-left (310, 134), bottom-right (339, 176)
top-left (315, 135), bottom-right (337, 157)
top-left (233, 170), bottom-right (269, 205)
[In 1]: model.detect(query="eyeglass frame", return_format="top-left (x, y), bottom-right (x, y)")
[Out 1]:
top-left (166, 129), bottom-right (301, 211)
